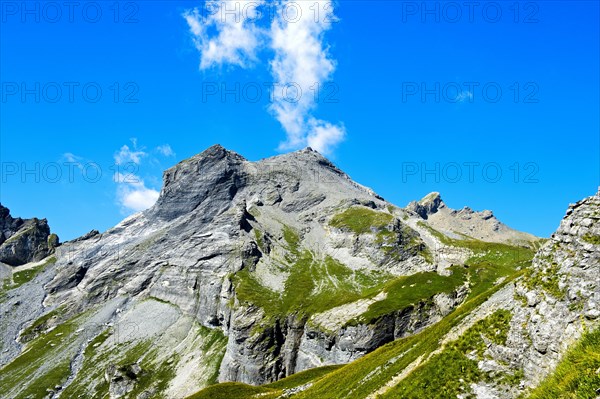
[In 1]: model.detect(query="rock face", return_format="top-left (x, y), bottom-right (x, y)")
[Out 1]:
top-left (407, 192), bottom-right (539, 245)
top-left (0, 204), bottom-right (58, 266)
top-left (0, 145), bottom-right (549, 398)
top-left (406, 192), bottom-right (444, 219)
top-left (508, 190), bottom-right (600, 388)
top-left (439, 189), bottom-right (600, 398)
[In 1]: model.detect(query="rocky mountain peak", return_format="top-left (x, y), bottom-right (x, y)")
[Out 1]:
top-left (0, 204), bottom-right (58, 266)
top-left (150, 145), bottom-right (380, 221)
top-left (262, 146), bottom-right (342, 174)
top-left (150, 144), bottom-right (248, 220)
top-left (406, 192), bottom-right (445, 219)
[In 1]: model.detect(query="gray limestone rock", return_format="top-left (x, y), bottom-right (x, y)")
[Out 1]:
top-left (0, 204), bottom-right (59, 266)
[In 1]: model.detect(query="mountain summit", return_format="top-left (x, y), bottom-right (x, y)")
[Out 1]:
top-left (0, 145), bottom-right (596, 399)
top-left (407, 191), bottom-right (538, 244)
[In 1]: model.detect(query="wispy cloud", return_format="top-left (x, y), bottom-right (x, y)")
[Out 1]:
top-left (156, 144), bottom-right (175, 157)
top-left (183, 1), bottom-right (265, 70)
top-left (269, 1), bottom-right (345, 154)
top-left (456, 90), bottom-right (474, 103)
top-left (184, 0), bottom-right (345, 155)
top-left (112, 139), bottom-right (162, 214)
top-left (63, 152), bottom-right (83, 164)
top-left (114, 173), bottom-right (160, 213)
top-left (61, 152), bottom-right (90, 171)
top-left (114, 140), bottom-right (147, 165)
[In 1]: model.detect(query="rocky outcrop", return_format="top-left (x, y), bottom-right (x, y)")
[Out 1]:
top-left (510, 189), bottom-right (600, 387)
top-left (407, 192), bottom-right (539, 245)
top-left (0, 204), bottom-right (59, 266)
top-left (407, 192), bottom-right (444, 219)
top-left (105, 363), bottom-right (142, 398)
top-left (444, 189), bottom-right (600, 398)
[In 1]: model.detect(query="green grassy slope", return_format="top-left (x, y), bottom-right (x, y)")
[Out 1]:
top-left (185, 366), bottom-right (342, 399)
top-left (187, 278), bottom-right (518, 399)
top-left (188, 220), bottom-right (537, 399)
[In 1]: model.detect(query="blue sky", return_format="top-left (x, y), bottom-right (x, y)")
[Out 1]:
top-left (1, 1), bottom-right (598, 240)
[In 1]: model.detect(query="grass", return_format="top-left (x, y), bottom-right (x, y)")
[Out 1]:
top-left (234, 268), bottom-right (281, 318)
top-left (234, 252), bottom-right (386, 322)
top-left (283, 225), bottom-right (301, 254)
top-left (264, 365), bottom-right (343, 390)
top-left (4, 225), bottom-right (35, 244)
top-left (2, 256), bottom-right (57, 294)
top-left (59, 337), bottom-right (166, 398)
top-left (199, 325), bottom-right (229, 386)
top-left (381, 309), bottom-right (515, 398)
top-left (14, 359), bottom-right (72, 399)
top-left (6, 296), bottom-right (227, 398)
top-left (238, 222), bottom-right (533, 332)
top-left (236, 242), bottom-right (465, 329)
top-left (0, 311), bottom-right (87, 398)
top-left (187, 365), bottom-right (343, 399)
top-left (297, 256), bottom-right (382, 316)
top-left (254, 228), bottom-right (265, 252)
top-left (61, 320), bottom-right (227, 398)
top-left (418, 221), bottom-right (535, 299)
top-left (186, 382), bottom-right (279, 399)
top-left (126, 345), bottom-right (180, 399)
top-left (19, 304), bottom-right (66, 343)
top-left (522, 258), bottom-right (565, 300)
top-left (464, 243), bottom-right (534, 299)
top-left (224, 222), bottom-right (535, 398)
top-left (330, 207), bottom-right (393, 235)
top-left (581, 233), bottom-right (600, 245)
top-left (290, 272), bottom-right (525, 399)
top-left (525, 327), bottom-right (600, 399)
top-left (59, 329), bottom-right (112, 398)
top-left (353, 224), bottom-right (534, 325)
top-left (350, 266), bottom-right (468, 325)
top-left (173, 267), bottom-right (529, 399)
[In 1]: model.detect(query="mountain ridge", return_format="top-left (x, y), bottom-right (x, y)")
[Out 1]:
top-left (0, 145), bottom-right (596, 399)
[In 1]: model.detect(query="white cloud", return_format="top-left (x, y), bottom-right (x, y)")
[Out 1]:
top-left (112, 171), bottom-right (143, 185)
top-left (116, 181), bottom-right (160, 213)
top-left (269, 1), bottom-right (345, 154)
top-left (114, 144), bottom-right (146, 165)
top-left (113, 140), bottom-right (159, 214)
top-left (184, 0), bottom-right (345, 155)
top-left (184, 1), bottom-right (265, 70)
top-left (114, 170), bottom-right (160, 213)
top-left (156, 144), bottom-right (175, 157)
top-left (62, 152), bottom-right (91, 170)
top-left (306, 119), bottom-right (346, 155)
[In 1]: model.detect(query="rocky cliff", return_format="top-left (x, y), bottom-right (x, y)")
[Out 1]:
top-left (2, 145), bottom-right (591, 399)
top-left (407, 192), bottom-right (539, 245)
top-left (0, 204), bottom-right (58, 266)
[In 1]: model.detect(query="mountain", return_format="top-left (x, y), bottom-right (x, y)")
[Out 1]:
top-left (0, 145), bottom-right (597, 399)
top-left (406, 192), bottom-right (539, 245)
top-left (0, 205), bottom-right (59, 267)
